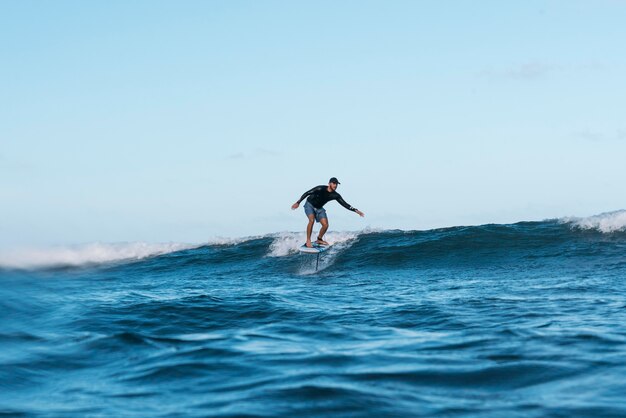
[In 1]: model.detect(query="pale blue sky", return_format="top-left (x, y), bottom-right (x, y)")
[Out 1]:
top-left (2, 0), bottom-right (625, 248)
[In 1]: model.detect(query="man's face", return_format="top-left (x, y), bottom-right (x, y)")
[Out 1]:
top-left (329, 182), bottom-right (338, 191)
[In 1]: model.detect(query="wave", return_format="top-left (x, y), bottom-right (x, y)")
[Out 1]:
top-left (0, 234), bottom-right (271, 270)
top-left (0, 242), bottom-right (198, 270)
top-left (2, 210), bottom-right (625, 271)
top-left (560, 209), bottom-right (626, 233)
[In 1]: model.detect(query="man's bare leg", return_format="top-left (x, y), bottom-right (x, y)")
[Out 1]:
top-left (317, 218), bottom-right (329, 245)
top-left (305, 214), bottom-right (315, 247)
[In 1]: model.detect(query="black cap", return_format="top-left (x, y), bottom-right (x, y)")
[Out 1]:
top-left (329, 177), bottom-right (340, 184)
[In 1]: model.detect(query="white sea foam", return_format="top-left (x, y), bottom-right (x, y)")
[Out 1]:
top-left (204, 236), bottom-right (263, 246)
top-left (266, 230), bottom-right (363, 276)
top-left (561, 210), bottom-right (626, 233)
top-left (0, 242), bottom-right (199, 270)
top-left (0, 234), bottom-right (279, 270)
top-left (267, 231), bottom-right (360, 257)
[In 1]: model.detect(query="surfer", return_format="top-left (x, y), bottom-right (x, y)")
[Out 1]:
top-left (291, 177), bottom-right (365, 248)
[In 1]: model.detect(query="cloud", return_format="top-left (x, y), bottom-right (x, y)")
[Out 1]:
top-left (505, 62), bottom-right (557, 80)
top-left (254, 148), bottom-right (280, 157)
top-left (227, 152), bottom-right (245, 160)
top-left (479, 61), bottom-right (608, 82)
top-left (226, 148), bottom-right (281, 160)
top-left (573, 129), bottom-right (626, 142)
top-left (479, 62), bottom-right (558, 81)
top-left (0, 153), bottom-right (37, 173)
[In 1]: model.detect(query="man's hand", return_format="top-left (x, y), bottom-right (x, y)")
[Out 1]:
top-left (291, 202), bottom-right (300, 210)
top-left (356, 210), bottom-right (365, 217)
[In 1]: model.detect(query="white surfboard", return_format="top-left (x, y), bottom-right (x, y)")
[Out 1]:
top-left (298, 243), bottom-right (331, 254)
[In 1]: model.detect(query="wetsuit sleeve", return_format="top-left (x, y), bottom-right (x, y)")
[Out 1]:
top-left (335, 194), bottom-right (357, 212)
top-left (297, 186), bottom-right (323, 204)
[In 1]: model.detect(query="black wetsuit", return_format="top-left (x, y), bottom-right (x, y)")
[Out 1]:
top-left (298, 185), bottom-right (358, 212)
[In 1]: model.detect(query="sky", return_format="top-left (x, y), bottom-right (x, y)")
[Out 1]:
top-left (1, 0), bottom-right (626, 248)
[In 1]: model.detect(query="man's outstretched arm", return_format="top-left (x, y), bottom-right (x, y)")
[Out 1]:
top-left (336, 195), bottom-right (365, 217)
top-left (291, 186), bottom-right (323, 210)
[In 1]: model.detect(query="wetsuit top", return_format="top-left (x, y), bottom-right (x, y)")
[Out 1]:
top-left (297, 185), bottom-right (357, 212)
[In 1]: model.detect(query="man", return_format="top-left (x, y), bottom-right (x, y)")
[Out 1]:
top-left (291, 177), bottom-right (365, 248)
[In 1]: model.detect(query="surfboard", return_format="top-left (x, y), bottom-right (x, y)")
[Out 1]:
top-left (298, 243), bottom-right (331, 254)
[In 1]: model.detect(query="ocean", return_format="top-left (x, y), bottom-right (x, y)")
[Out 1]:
top-left (2, 212), bottom-right (626, 417)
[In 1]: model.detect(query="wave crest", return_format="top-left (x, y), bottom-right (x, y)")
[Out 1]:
top-left (0, 242), bottom-right (196, 270)
top-left (561, 210), bottom-right (626, 233)
top-left (268, 231), bottom-right (360, 257)
top-left (5, 210), bottom-right (626, 270)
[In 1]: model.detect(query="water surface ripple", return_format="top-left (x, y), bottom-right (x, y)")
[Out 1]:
top-left (2, 220), bottom-right (626, 416)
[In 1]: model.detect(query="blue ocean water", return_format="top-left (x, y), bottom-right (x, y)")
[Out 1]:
top-left (2, 214), bottom-right (626, 417)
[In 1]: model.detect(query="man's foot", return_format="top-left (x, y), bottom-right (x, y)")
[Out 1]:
top-left (316, 237), bottom-right (329, 246)
top-left (305, 241), bottom-right (313, 248)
